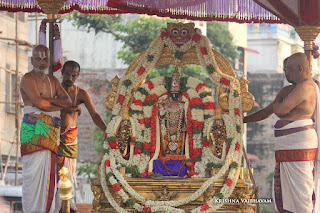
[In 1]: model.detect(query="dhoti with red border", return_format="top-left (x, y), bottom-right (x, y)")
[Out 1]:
top-left (273, 119), bottom-right (317, 213)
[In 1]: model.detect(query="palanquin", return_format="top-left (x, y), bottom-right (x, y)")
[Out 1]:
top-left (91, 22), bottom-right (256, 213)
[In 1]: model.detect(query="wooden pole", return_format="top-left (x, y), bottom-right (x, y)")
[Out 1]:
top-left (15, 13), bottom-right (20, 186)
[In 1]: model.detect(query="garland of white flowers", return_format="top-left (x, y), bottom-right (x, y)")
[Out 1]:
top-left (101, 28), bottom-right (243, 212)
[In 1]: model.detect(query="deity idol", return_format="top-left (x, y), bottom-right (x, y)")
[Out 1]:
top-left (152, 67), bottom-right (189, 177)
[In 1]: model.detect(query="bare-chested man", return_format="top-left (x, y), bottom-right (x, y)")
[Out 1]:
top-left (243, 57), bottom-right (294, 123)
top-left (244, 53), bottom-right (319, 213)
top-left (55, 60), bottom-right (107, 212)
top-left (20, 45), bottom-right (72, 213)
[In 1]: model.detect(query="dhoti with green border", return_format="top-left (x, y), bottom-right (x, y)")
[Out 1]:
top-left (20, 114), bottom-right (60, 213)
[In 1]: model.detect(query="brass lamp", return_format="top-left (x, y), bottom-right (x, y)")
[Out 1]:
top-left (57, 167), bottom-right (72, 213)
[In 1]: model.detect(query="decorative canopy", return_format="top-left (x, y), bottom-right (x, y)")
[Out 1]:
top-left (255, 0), bottom-right (320, 27)
top-left (0, 0), bottom-right (282, 23)
top-left (107, 0), bottom-right (283, 23)
top-left (0, 0), bottom-right (121, 14)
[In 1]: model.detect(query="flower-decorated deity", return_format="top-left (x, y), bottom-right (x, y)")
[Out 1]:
top-left (158, 67), bottom-right (187, 157)
top-left (153, 67), bottom-right (189, 177)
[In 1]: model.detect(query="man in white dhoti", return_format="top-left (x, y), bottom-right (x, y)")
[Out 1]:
top-left (244, 53), bottom-right (319, 213)
top-left (20, 45), bottom-right (72, 213)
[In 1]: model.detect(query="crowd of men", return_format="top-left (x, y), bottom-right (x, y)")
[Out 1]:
top-left (20, 45), bottom-right (106, 212)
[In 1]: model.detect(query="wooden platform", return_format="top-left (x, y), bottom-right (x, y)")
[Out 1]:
top-left (75, 203), bottom-right (92, 213)
top-left (91, 175), bottom-right (256, 213)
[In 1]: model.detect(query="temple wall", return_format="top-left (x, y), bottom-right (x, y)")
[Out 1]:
top-left (246, 72), bottom-right (285, 203)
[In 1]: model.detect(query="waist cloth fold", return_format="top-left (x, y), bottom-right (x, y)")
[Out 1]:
top-left (20, 114), bottom-right (61, 156)
top-left (273, 119), bottom-right (318, 213)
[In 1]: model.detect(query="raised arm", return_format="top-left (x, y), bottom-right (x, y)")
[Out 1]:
top-left (20, 74), bottom-right (62, 111)
top-left (82, 89), bottom-right (107, 132)
top-left (45, 76), bottom-right (72, 109)
top-left (244, 85), bottom-right (294, 123)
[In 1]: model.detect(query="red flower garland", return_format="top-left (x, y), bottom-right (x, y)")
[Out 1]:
top-left (134, 147), bottom-right (141, 155)
top-left (192, 120), bottom-right (204, 129)
top-left (143, 206), bottom-right (152, 213)
top-left (182, 92), bottom-right (190, 101)
top-left (202, 139), bottom-right (210, 147)
top-left (224, 178), bottom-right (232, 187)
top-left (201, 202), bottom-right (210, 211)
top-left (203, 102), bottom-right (215, 109)
top-left (160, 31), bottom-right (168, 40)
top-left (137, 66), bottom-right (145, 76)
top-left (219, 77), bottom-right (230, 86)
top-left (192, 148), bottom-right (202, 159)
top-left (145, 94), bottom-right (158, 102)
top-left (132, 97), bottom-right (143, 106)
top-left (143, 142), bottom-right (151, 151)
top-left (145, 80), bottom-right (154, 90)
top-left (112, 183), bottom-right (121, 192)
top-left (195, 82), bottom-right (209, 92)
top-left (109, 140), bottom-right (119, 149)
top-left (116, 94), bottom-right (125, 105)
top-left (200, 47), bottom-right (208, 55)
top-left (104, 159), bottom-right (110, 168)
top-left (234, 108), bottom-right (240, 116)
top-left (150, 104), bottom-right (158, 158)
top-left (235, 141), bottom-right (240, 151)
top-left (192, 33), bottom-right (201, 42)
top-left (190, 97), bottom-right (202, 105)
top-left (226, 147), bottom-right (230, 155)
